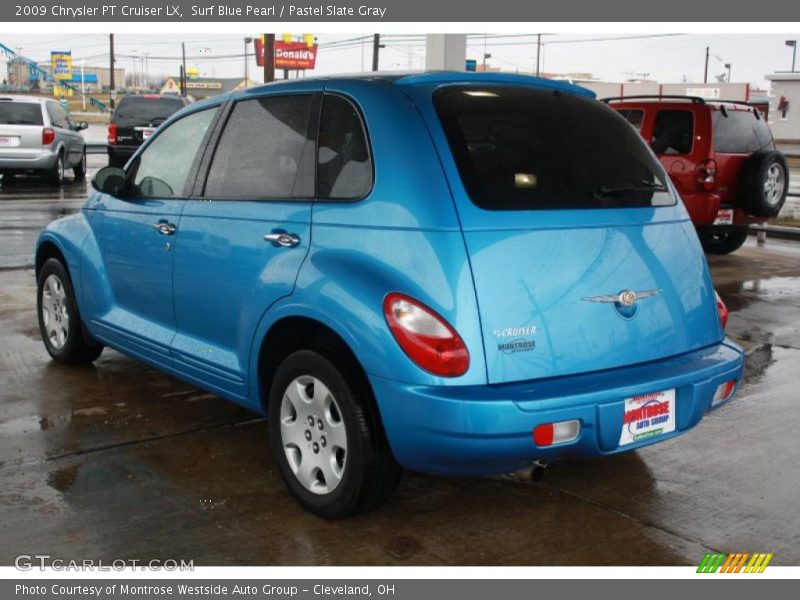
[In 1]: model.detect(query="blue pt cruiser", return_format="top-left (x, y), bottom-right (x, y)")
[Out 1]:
top-left (35, 73), bottom-right (744, 518)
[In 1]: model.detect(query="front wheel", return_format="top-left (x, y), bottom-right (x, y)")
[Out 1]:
top-left (37, 258), bottom-right (103, 364)
top-left (698, 226), bottom-right (749, 255)
top-left (268, 350), bottom-right (402, 518)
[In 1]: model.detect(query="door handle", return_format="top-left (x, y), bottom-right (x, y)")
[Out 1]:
top-left (264, 232), bottom-right (300, 248)
top-left (152, 222), bottom-right (177, 236)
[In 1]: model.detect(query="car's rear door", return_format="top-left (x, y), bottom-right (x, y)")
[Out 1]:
top-left (0, 100), bottom-right (45, 160)
top-left (408, 83), bottom-right (722, 385)
top-left (171, 85), bottom-right (319, 401)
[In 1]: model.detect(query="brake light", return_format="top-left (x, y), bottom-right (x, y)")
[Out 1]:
top-left (383, 293), bottom-right (469, 377)
top-left (41, 127), bottom-right (55, 145)
top-left (107, 123), bottom-right (117, 144)
top-left (696, 159), bottom-right (717, 191)
top-left (533, 420), bottom-right (581, 447)
top-left (715, 290), bottom-right (729, 329)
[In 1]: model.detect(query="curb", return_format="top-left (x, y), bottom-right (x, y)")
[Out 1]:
top-left (749, 224), bottom-right (800, 241)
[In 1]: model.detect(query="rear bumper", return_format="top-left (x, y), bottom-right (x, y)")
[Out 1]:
top-left (0, 149), bottom-right (58, 171)
top-left (107, 144), bottom-right (139, 163)
top-left (370, 341), bottom-right (744, 475)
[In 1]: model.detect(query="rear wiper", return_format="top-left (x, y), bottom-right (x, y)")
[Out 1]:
top-left (593, 181), bottom-right (667, 197)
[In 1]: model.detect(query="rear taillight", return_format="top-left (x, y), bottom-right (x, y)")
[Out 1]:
top-left (107, 123), bottom-right (117, 145)
top-left (715, 290), bottom-right (729, 329)
top-left (41, 127), bottom-right (55, 145)
top-left (533, 420), bottom-right (581, 447)
top-left (696, 159), bottom-right (717, 191)
top-left (383, 293), bottom-right (469, 377)
top-left (711, 380), bottom-right (737, 407)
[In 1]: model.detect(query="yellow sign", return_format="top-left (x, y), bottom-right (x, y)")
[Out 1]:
top-left (50, 51), bottom-right (72, 81)
top-left (53, 83), bottom-right (73, 98)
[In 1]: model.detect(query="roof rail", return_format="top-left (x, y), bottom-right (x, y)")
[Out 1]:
top-left (711, 99), bottom-right (755, 107)
top-left (601, 95), bottom-right (706, 104)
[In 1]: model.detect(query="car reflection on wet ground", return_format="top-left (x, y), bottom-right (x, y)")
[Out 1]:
top-left (0, 163), bottom-right (798, 566)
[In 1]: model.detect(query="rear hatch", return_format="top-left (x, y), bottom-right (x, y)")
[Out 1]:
top-left (112, 95), bottom-right (185, 146)
top-left (427, 84), bottom-right (722, 384)
top-left (0, 99), bottom-right (44, 159)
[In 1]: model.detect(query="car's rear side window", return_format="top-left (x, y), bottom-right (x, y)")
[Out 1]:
top-left (205, 94), bottom-right (315, 200)
top-left (0, 102), bottom-right (43, 126)
top-left (317, 94), bottom-right (372, 200)
top-left (617, 109), bottom-right (644, 132)
top-left (712, 109), bottom-right (773, 153)
top-left (651, 110), bottom-right (694, 155)
top-left (434, 86), bottom-right (673, 210)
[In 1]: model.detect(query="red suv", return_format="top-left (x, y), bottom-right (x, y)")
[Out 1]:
top-left (605, 95), bottom-right (789, 254)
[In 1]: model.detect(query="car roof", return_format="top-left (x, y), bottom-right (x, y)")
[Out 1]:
top-left (226, 70), bottom-right (596, 100)
top-left (0, 95), bottom-right (49, 104)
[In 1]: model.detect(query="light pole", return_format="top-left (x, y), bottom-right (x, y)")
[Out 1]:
top-left (725, 63), bottom-right (731, 82)
top-left (131, 49), bottom-right (138, 89)
top-left (80, 60), bottom-right (85, 110)
top-left (144, 52), bottom-right (149, 89)
top-left (787, 40), bottom-right (797, 72)
top-left (244, 37), bottom-right (252, 86)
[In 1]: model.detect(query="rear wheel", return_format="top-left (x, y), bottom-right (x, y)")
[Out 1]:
top-left (48, 152), bottom-right (65, 186)
top-left (740, 151), bottom-right (788, 218)
top-left (699, 226), bottom-right (749, 255)
top-left (37, 258), bottom-right (103, 364)
top-left (268, 349), bottom-right (402, 518)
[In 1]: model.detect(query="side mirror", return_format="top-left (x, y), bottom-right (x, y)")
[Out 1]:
top-left (77, 121), bottom-right (89, 131)
top-left (91, 166), bottom-right (127, 196)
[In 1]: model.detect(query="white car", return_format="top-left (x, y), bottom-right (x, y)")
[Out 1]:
top-left (0, 95), bottom-right (88, 185)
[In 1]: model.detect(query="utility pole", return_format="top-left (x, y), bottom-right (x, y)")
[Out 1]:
top-left (244, 37), bottom-right (252, 85)
top-left (263, 34), bottom-right (275, 83)
top-left (181, 42), bottom-right (187, 96)
top-left (372, 34), bottom-right (381, 71)
top-left (703, 46), bottom-right (709, 84)
top-left (109, 34), bottom-right (115, 109)
top-left (144, 53), bottom-right (149, 89)
top-left (536, 33), bottom-right (541, 77)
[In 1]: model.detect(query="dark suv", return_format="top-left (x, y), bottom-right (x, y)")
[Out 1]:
top-left (606, 96), bottom-right (789, 254)
top-left (107, 94), bottom-right (190, 168)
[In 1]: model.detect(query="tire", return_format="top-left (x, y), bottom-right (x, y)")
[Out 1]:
top-left (268, 349), bottom-right (402, 519)
top-left (1, 171), bottom-right (16, 186)
top-left (739, 150), bottom-right (789, 218)
top-left (48, 152), bottom-right (65, 186)
top-left (37, 258), bottom-right (103, 364)
top-left (698, 226), bottom-right (749, 255)
top-left (73, 150), bottom-right (87, 181)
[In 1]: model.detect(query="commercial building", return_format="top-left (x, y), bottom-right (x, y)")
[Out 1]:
top-left (767, 72), bottom-right (799, 142)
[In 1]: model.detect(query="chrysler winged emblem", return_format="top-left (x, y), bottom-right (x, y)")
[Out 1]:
top-left (582, 289), bottom-right (660, 307)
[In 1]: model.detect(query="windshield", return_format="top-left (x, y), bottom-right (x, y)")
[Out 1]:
top-left (0, 102), bottom-right (44, 126)
top-left (113, 97), bottom-right (185, 126)
top-left (434, 86), bottom-right (674, 210)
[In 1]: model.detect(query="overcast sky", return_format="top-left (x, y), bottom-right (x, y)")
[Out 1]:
top-left (1, 33), bottom-right (798, 89)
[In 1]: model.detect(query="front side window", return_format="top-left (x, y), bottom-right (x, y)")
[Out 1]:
top-left (434, 86), bottom-right (672, 210)
top-left (205, 95), bottom-right (314, 200)
top-left (131, 106), bottom-right (218, 198)
top-left (317, 94), bottom-right (372, 200)
top-left (617, 109), bottom-right (644, 132)
top-left (651, 110), bottom-right (694, 155)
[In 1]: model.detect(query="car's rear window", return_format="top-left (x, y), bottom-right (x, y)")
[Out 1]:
top-left (0, 102), bottom-right (43, 126)
top-left (113, 96), bottom-right (185, 126)
top-left (712, 108), bottom-right (773, 153)
top-left (434, 86), bottom-right (673, 210)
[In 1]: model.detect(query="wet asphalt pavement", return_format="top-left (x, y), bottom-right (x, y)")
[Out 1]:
top-left (0, 158), bottom-right (798, 566)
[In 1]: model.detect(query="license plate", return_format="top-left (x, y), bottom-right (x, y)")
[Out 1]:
top-left (0, 136), bottom-right (20, 147)
top-left (713, 209), bottom-right (734, 225)
top-left (135, 127), bottom-right (156, 140)
top-left (619, 389), bottom-right (676, 446)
